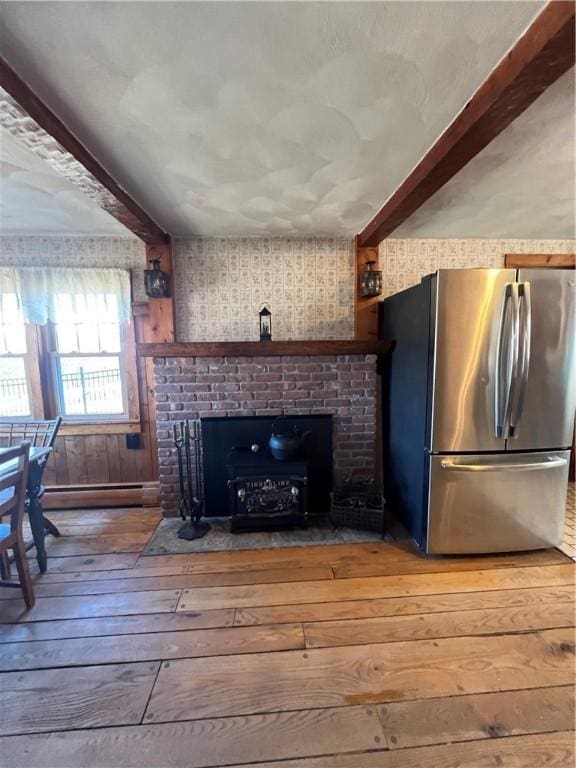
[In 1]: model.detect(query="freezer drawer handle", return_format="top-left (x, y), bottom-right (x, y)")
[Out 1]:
top-left (440, 457), bottom-right (567, 473)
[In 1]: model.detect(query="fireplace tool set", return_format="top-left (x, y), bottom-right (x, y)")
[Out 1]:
top-left (173, 420), bottom-right (210, 541)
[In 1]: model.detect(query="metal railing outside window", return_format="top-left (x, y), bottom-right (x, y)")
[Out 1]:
top-left (59, 366), bottom-right (124, 416)
top-left (1, 367), bottom-right (124, 417)
top-left (0, 376), bottom-right (30, 417)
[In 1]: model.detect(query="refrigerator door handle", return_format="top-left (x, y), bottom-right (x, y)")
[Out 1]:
top-left (494, 282), bottom-right (520, 438)
top-left (440, 456), bottom-right (567, 472)
top-left (509, 282), bottom-right (532, 437)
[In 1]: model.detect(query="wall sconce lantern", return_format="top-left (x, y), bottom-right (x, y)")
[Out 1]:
top-left (360, 260), bottom-right (383, 298)
top-left (259, 305), bottom-right (272, 342)
top-left (144, 259), bottom-right (170, 298)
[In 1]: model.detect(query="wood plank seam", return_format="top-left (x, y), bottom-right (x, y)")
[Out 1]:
top-left (139, 658), bottom-right (164, 726)
top-left (301, 623), bottom-right (576, 652)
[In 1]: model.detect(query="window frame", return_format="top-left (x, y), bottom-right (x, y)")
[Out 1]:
top-left (0, 313), bottom-right (141, 434)
top-left (0, 319), bottom-right (45, 421)
top-left (45, 321), bottom-right (129, 422)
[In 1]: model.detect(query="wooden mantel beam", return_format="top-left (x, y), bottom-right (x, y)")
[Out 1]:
top-left (357, 1), bottom-right (576, 247)
top-left (139, 340), bottom-right (392, 358)
top-left (0, 56), bottom-right (169, 244)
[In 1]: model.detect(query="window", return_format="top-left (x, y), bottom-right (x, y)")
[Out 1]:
top-left (0, 266), bottom-right (139, 428)
top-left (0, 294), bottom-right (31, 417)
top-left (49, 293), bottom-right (127, 418)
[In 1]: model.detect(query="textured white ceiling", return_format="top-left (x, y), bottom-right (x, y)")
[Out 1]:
top-left (394, 68), bottom-right (576, 239)
top-left (0, 127), bottom-right (130, 235)
top-left (0, 1), bottom-right (548, 237)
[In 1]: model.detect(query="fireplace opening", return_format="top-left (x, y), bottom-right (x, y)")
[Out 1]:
top-left (201, 415), bottom-right (333, 528)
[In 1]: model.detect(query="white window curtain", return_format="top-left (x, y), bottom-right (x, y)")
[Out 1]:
top-left (0, 267), bottom-right (132, 325)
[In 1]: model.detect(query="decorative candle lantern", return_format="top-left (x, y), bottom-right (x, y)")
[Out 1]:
top-left (144, 259), bottom-right (170, 298)
top-left (259, 305), bottom-right (272, 341)
top-left (359, 260), bottom-right (383, 298)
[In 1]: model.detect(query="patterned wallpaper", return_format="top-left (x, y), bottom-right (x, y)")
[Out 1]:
top-left (1, 235), bottom-right (574, 340)
top-left (174, 237), bottom-right (355, 341)
top-left (378, 239), bottom-right (576, 298)
top-left (0, 235), bottom-right (147, 301)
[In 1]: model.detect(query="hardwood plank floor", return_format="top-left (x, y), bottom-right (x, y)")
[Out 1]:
top-left (302, 602), bottom-right (575, 648)
top-left (0, 608), bottom-right (235, 643)
top-left (174, 564), bottom-right (574, 611)
top-left (233, 584), bottom-right (575, 625)
top-left (203, 732), bottom-right (576, 768)
top-left (0, 589), bottom-right (182, 622)
top-left (376, 685), bottom-right (574, 749)
top-left (0, 623), bottom-right (305, 670)
top-left (14, 565), bottom-right (334, 599)
top-left (145, 628), bottom-right (574, 722)
top-left (0, 506), bottom-right (574, 768)
top-left (0, 662), bottom-right (159, 736)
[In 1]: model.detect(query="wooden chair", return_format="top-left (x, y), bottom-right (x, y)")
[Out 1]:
top-left (0, 417), bottom-right (62, 450)
top-left (0, 417), bottom-right (62, 542)
top-left (0, 442), bottom-right (35, 608)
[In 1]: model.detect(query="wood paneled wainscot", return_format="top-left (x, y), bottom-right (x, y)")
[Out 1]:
top-left (42, 303), bottom-right (161, 508)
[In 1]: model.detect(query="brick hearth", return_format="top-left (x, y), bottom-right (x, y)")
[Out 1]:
top-left (152, 354), bottom-right (378, 516)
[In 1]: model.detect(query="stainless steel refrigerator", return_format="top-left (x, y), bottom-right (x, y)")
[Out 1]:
top-left (379, 268), bottom-right (575, 554)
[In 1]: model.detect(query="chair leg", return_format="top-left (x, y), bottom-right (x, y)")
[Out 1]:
top-left (0, 551), bottom-right (11, 580)
top-left (28, 496), bottom-right (48, 573)
top-left (43, 516), bottom-right (61, 538)
top-left (13, 543), bottom-right (35, 609)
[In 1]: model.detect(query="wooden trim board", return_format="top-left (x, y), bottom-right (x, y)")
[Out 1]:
top-left (354, 240), bottom-right (381, 341)
top-left (504, 253), bottom-right (575, 268)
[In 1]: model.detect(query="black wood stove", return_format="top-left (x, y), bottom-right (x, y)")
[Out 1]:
top-left (201, 415), bottom-right (333, 531)
top-left (227, 450), bottom-right (308, 532)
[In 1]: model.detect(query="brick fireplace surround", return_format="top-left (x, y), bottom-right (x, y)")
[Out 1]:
top-left (146, 343), bottom-right (384, 516)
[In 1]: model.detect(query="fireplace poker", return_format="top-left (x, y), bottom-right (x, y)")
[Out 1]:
top-left (192, 420), bottom-right (203, 518)
top-left (177, 419), bottom-right (210, 541)
top-left (184, 420), bottom-right (194, 513)
top-left (173, 422), bottom-right (189, 521)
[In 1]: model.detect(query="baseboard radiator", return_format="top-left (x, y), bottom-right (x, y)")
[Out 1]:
top-left (43, 481), bottom-right (160, 509)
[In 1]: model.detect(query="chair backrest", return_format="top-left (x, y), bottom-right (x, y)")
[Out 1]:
top-left (0, 417), bottom-right (62, 449)
top-left (0, 442), bottom-right (30, 536)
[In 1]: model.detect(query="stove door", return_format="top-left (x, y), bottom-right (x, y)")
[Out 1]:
top-left (229, 475), bottom-right (307, 518)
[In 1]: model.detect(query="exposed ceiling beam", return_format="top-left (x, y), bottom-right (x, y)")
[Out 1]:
top-left (0, 56), bottom-right (168, 244)
top-left (357, 1), bottom-right (576, 247)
